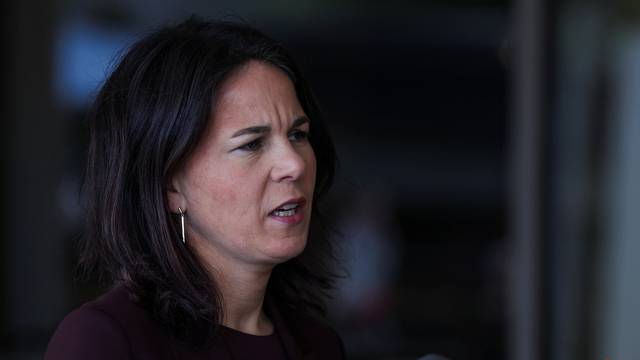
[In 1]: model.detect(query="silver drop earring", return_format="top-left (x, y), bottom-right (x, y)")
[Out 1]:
top-left (178, 207), bottom-right (186, 244)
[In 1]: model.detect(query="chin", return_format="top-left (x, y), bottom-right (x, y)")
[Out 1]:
top-left (265, 235), bottom-right (307, 263)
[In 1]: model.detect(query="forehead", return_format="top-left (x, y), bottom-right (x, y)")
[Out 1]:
top-left (210, 61), bottom-right (303, 131)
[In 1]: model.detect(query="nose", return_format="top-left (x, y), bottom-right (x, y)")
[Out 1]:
top-left (270, 142), bottom-right (306, 183)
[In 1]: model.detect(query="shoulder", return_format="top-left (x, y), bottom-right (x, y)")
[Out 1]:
top-left (45, 285), bottom-right (172, 360)
top-left (45, 298), bottom-right (131, 359)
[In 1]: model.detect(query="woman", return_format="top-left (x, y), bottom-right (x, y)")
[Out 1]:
top-left (45, 18), bottom-right (345, 359)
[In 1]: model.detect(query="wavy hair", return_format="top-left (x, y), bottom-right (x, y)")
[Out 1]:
top-left (79, 17), bottom-right (338, 346)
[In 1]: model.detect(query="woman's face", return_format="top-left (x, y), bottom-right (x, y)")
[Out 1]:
top-left (168, 61), bottom-right (316, 270)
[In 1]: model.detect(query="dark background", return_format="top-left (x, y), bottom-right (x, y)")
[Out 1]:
top-left (3, 0), bottom-right (640, 359)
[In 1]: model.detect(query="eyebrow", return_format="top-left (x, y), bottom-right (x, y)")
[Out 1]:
top-left (231, 116), bottom-right (310, 138)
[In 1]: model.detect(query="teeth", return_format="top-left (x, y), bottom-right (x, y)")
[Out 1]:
top-left (273, 209), bottom-right (296, 217)
top-left (271, 202), bottom-right (301, 217)
top-left (280, 203), bottom-right (298, 210)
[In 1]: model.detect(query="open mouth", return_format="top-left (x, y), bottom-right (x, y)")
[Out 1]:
top-left (270, 203), bottom-right (300, 217)
top-left (269, 198), bottom-right (307, 223)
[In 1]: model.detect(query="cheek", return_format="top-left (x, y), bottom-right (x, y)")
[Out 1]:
top-left (209, 166), bottom-right (261, 218)
top-left (188, 173), bottom-right (257, 242)
top-left (185, 163), bottom-right (239, 216)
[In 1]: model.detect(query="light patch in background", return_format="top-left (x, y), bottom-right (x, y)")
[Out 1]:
top-left (54, 18), bottom-right (134, 108)
top-left (599, 26), bottom-right (640, 360)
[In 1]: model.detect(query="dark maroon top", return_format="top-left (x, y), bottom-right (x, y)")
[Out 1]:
top-left (220, 326), bottom-right (286, 359)
top-left (45, 285), bottom-right (346, 360)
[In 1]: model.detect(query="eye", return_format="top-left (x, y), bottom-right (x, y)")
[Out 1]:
top-left (288, 129), bottom-right (310, 143)
top-left (238, 138), bottom-right (263, 152)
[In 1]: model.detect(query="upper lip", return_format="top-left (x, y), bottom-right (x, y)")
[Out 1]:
top-left (270, 197), bottom-right (307, 213)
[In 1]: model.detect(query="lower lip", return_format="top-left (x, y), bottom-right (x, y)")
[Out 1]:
top-left (268, 208), bottom-right (305, 225)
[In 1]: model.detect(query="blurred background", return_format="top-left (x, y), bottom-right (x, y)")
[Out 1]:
top-left (1, 0), bottom-right (640, 359)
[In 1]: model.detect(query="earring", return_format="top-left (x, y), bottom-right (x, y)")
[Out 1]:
top-left (178, 207), bottom-right (186, 244)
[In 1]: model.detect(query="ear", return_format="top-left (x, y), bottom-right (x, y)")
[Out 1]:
top-left (166, 174), bottom-right (187, 214)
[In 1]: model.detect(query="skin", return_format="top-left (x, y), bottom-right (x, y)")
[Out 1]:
top-left (167, 61), bottom-right (317, 335)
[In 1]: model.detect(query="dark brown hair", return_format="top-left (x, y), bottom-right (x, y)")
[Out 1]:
top-left (80, 17), bottom-right (338, 346)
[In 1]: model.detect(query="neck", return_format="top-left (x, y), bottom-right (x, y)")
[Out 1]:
top-left (217, 266), bottom-right (274, 335)
top-left (192, 240), bottom-right (275, 335)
